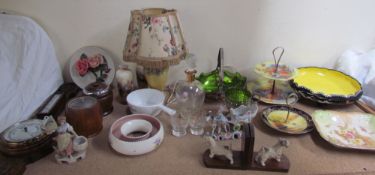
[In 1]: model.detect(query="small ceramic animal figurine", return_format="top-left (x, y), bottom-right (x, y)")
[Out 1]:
top-left (53, 116), bottom-right (88, 164)
top-left (205, 136), bottom-right (234, 165)
top-left (255, 138), bottom-right (289, 166)
top-left (207, 109), bottom-right (231, 140)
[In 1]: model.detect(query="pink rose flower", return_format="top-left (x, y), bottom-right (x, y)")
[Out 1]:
top-left (151, 17), bottom-right (160, 24)
top-left (170, 37), bottom-right (176, 46)
top-left (345, 131), bottom-right (355, 139)
top-left (131, 41), bottom-right (138, 49)
top-left (88, 54), bottom-right (103, 68)
top-left (75, 59), bottom-right (89, 76)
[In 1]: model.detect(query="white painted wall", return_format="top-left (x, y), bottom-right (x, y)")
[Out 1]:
top-left (1, 0), bottom-right (375, 82)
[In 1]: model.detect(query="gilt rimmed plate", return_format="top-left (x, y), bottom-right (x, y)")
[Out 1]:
top-left (254, 61), bottom-right (297, 81)
top-left (312, 110), bottom-right (375, 151)
top-left (290, 67), bottom-right (362, 105)
top-left (262, 106), bottom-right (314, 134)
top-left (247, 79), bottom-right (298, 105)
top-left (69, 46), bottom-right (115, 89)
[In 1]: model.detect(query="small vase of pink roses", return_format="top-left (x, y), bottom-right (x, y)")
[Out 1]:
top-left (75, 53), bottom-right (111, 82)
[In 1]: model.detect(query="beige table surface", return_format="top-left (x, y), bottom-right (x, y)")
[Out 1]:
top-left (25, 99), bottom-right (375, 175)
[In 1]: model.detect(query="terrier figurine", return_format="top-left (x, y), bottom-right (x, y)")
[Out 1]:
top-left (255, 138), bottom-right (289, 166)
top-left (205, 136), bottom-right (234, 164)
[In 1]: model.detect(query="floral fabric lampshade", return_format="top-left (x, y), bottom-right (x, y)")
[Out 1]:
top-left (123, 8), bottom-right (187, 90)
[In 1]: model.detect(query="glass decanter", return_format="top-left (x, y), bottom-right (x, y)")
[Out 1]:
top-left (175, 69), bottom-right (205, 135)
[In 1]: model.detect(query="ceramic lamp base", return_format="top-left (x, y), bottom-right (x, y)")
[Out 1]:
top-left (144, 68), bottom-right (169, 90)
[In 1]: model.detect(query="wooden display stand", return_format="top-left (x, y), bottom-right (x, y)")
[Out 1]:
top-left (203, 123), bottom-right (290, 172)
top-left (0, 155), bottom-right (26, 175)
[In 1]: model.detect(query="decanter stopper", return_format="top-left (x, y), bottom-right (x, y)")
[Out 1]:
top-left (185, 69), bottom-right (197, 83)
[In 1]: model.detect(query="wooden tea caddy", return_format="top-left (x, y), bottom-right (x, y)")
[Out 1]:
top-left (203, 123), bottom-right (290, 172)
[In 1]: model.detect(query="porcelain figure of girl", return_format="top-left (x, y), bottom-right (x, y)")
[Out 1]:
top-left (53, 116), bottom-right (88, 164)
top-left (55, 116), bottom-right (77, 159)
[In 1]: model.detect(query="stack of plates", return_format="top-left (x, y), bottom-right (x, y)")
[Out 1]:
top-left (290, 67), bottom-right (363, 104)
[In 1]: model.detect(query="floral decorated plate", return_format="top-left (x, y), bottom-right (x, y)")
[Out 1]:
top-left (290, 67), bottom-right (363, 105)
top-left (254, 61), bottom-right (297, 81)
top-left (312, 110), bottom-right (375, 150)
top-left (262, 106), bottom-right (314, 134)
top-left (69, 46), bottom-right (115, 89)
top-left (247, 78), bottom-right (298, 105)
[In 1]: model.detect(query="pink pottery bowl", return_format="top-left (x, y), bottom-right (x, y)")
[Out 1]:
top-left (109, 114), bottom-right (164, 155)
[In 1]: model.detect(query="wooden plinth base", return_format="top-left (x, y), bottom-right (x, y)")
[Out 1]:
top-left (203, 150), bottom-right (289, 172)
top-left (203, 123), bottom-right (290, 172)
top-left (203, 150), bottom-right (243, 169)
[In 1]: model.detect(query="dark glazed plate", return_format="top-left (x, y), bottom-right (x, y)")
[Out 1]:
top-left (261, 106), bottom-right (314, 134)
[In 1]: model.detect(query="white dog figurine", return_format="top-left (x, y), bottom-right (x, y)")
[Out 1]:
top-left (205, 136), bottom-right (234, 164)
top-left (255, 138), bottom-right (289, 166)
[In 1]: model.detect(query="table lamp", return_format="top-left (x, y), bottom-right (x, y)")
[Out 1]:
top-left (123, 8), bottom-right (187, 90)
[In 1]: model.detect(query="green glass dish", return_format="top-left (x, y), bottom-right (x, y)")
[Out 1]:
top-left (196, 69), bottom-right (220, 93)
top-left (196, 69), bottom-right (247, 94)
top-left (223, 70), bottom-right (247, 90)
top-left (225, 87), bottom-right (252, 108)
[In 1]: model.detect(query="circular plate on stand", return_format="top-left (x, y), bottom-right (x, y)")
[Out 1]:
top-left (69, 46), bottom-right (115, 89)
top-left (247, 79), bottom-right (298, 105)
top-left (254, 61), bottom-right (297, 81)
top-left (261, 105), bottom-right (314, 134)
top-left (252, 47), bottom-right (298, 105)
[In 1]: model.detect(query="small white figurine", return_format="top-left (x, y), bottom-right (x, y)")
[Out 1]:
top-left (229, 103), bottom-right (258, 123)
top-left (255, 138), bottom-right (289, 166)
top-left (53, 116), bottom-right (88, 164)
top-left (206, 106), bottom-right (243, 141)
top-left (41, 115), bottom-right (58, 135)
top-left (205, 136), bottom-right (234, 164)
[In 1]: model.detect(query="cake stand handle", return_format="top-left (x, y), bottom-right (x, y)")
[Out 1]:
top-left (272, 47), bottom-right (284, 73)
top-left (271, 47), bottom-right (284, 94)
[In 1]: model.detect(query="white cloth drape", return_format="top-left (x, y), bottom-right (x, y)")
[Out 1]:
top-left (0, 14), bottom-right (63, 132)
top-left (335, 49), bottom-right (375, 109)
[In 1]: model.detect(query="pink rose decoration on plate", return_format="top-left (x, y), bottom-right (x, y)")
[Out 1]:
top-left (75, 59), bottom-right (89, 76)
top-left (88, 54), bottom-right (103, 68)
top-left (75, 53), bottom-right (110, 82)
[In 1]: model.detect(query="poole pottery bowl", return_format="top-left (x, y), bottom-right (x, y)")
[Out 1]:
top-left (109, 114), bottom-right (164, 156)
top-left (120, 119), bottom-right (153, 142)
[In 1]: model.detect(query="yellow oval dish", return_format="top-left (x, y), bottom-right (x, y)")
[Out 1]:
top-left (290, 67), bottom-right (363, 104)
top-left (294, 67), bottom-right (361, 96)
